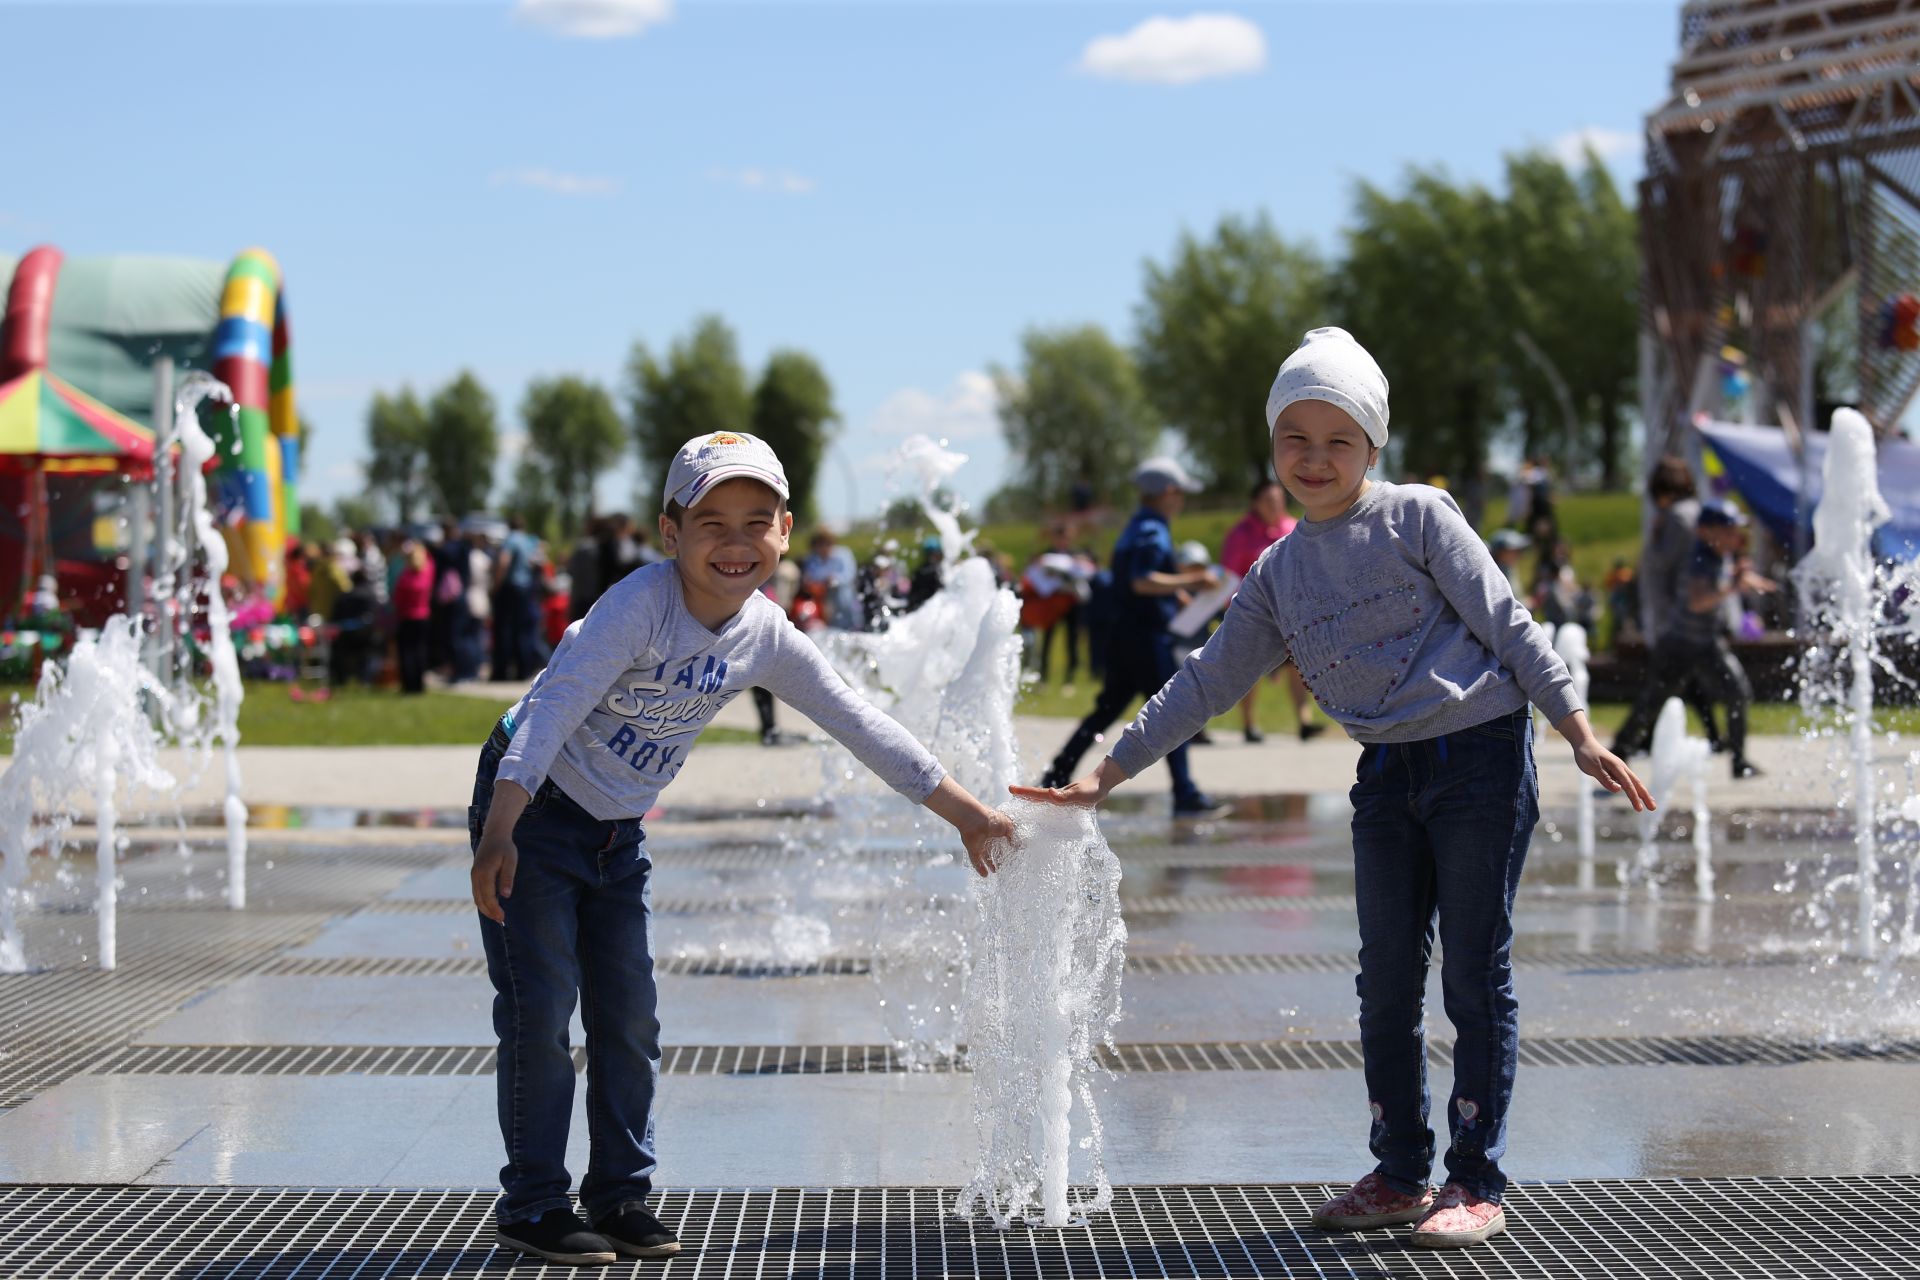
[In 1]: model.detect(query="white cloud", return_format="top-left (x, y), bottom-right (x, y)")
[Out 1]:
top-left (1548, 126), bottom-right (1640, 170)
top-left (1078, 13), bottom-right (1265, 86)
top-left (514, 0), bottom-right (672, 39)
top-left (861, 371), bottom-right (1000, 464)
top-left (490, 168), bottom-right (620, 197)
top-left (707, 167), bottom-right (817, 195)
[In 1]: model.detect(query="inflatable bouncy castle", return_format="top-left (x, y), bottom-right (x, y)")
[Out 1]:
top-left (0, 246), bottom-right (300, 615)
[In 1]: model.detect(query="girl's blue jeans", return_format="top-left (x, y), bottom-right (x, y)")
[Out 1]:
top-left (1349, 704), bottom-right (1537, 1203)
top-left (471, 720), bottom-right (658, 1226)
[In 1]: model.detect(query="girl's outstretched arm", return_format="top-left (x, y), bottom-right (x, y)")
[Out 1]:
top-left (1010, 757), bottom-right (1132, 810)
top-left (1553, 709), bottom-right (1656, 811)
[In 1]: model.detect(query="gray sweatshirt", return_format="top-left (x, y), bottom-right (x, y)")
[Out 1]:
top-left (1109, 482), bottom-right (1581, 776)
top-left (497, 562), bottom-right (945, 820)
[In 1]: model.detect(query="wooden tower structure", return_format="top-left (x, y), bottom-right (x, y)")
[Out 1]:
top-left (1640, 0), bottom-right (1920, 466)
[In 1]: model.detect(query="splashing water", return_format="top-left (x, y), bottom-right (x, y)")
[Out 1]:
top-left (1552, 624), bottom-right (1597, 890)
top-left (1794, 408), bottom-right (1893, 958)
top-left (1636, 697), bottom-right (1714, 901)
top-left (0, 373), bottom-right (249, 972)
top-left (0, 620), bottom-right (177, 971)
top-left (812, 435), bottom-right (1023, 1060)
top-left (169, 372), bottom-right (250, 910)
top-left (955, 798), bottom-right (1126, 1230)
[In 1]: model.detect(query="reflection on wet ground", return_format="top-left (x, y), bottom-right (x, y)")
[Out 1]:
top-left (2, 791), bottom-right (1916, 1196)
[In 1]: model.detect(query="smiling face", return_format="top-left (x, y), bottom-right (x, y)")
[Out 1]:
top-left (1271, 398), bottom-right (1380, 521)
top-left (659, 477), bottom-right (793, 628)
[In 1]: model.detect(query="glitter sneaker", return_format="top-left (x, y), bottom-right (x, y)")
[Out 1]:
top-left (1310, 1173), bottom-right (1434, 1230)
top-left (1409, 1183), bottom-right (1507, 1248)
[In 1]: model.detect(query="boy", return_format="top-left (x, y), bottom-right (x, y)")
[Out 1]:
top-left (469, 430), bottom-right (1013, 1266)
top-left (1614, 498), bottom-right (1772, 778)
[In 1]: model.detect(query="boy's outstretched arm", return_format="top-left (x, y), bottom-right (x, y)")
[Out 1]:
top-left (1553, 709), bottom-right (1656, 812)
top-left (1010, 756), bottom-right (1132, 810)
top-left (472, 781), bottom-right (531, 923)
top-left (922, 776), bottom-right (1018, 877)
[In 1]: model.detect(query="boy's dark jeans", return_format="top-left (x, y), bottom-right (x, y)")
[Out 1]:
top-left (471, 722), bottom-right (658, 1226)
top-left (1349, 705), bottom-right (1537, 1203)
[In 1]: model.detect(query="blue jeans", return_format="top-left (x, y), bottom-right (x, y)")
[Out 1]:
top-left (471, 721), bottom-right (658, 1225)
top-left (1348, 704), bottom-right (1537, 1202)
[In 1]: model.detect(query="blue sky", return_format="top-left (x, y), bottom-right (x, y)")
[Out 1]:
top-left (1, 0), bottom-right (1680, 524)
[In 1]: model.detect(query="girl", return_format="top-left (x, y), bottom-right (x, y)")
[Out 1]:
top-left (1014, 327), bottom-right (1652, 1250)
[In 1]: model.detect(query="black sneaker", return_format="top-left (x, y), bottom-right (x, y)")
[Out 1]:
top-left (1299, 722), bottom-right (1326, 742)
top-left (1189, 730), bottom-right (1216, 746)
top-left (760, 727), bottom-right (785, 746)
top-left (495, 1210), bottom-right (617, 1267)
top-left (1173, 792), bottom-right (1231, 819)
top-left (593, 1202), bottom-right (682, 1258)
top-left (1244, 726), bottom-right (1265, 744)
top-left (1732, 758), bottom-right (1764, 780)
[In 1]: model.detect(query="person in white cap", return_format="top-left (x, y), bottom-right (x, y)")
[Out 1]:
top-left (1017, 327), bottom-right (1654, 1250)
top-left (1037, 455), bottom-right (1225, 815)
top-left (465, 430), bottom-right (1016, 1266)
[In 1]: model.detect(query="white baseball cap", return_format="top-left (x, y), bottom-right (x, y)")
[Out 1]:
top-left (663, 431), bottom-right (790, 511)
top-left (1133, 456), bottom-right (1203, 495)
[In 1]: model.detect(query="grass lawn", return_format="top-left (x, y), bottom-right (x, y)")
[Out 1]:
top-left (0, 682), bottom-right (763, 754)
top-left (1013, 670), bottom-right (1920, 738)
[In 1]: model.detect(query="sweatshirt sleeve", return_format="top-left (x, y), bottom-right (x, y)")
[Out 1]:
top-left (1419, 492), bottom-right (1583, 725)
top-left (496, 573), bottom-right (656, 797)
top-left (1108, 568), bottom-right (1290, 778)
top-left (759, 622), bottom-right (946, 803)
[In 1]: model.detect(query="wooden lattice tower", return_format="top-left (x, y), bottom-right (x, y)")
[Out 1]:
top-left (1640, 0), bottom-right (1920, 462)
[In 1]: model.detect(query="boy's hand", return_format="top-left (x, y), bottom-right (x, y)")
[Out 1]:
top-left (1574, 741), bottom-right (1656, 812)
top-left (921, 776), bottom-right (1015, 877)
top-left (959, 808), bottom-right (1017, 878)
top-left (472, 829), bottom-right (519, 923)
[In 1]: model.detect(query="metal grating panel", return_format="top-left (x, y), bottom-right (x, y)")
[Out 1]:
top-left (0, 1179), bottom-right (1912, 1278)
top-left (259, 948), bottom-right (1892, 981)
top-left (85, 1035), bottom-right (1920, 1078)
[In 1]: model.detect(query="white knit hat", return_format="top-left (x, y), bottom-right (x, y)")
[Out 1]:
top-left (1265, 327), bottom-right (1390, 448)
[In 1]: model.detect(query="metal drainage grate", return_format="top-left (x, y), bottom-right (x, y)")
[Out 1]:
top-left (0, 1179), bottom-right (1913, 1279)
top-left (85, 1035), bottom-right (1920, 1078)
top-left (260, 948), bottom-right (1869, 982)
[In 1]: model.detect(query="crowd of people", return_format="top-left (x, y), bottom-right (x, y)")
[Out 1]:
top-left (281, 514), bottom-right (669, 694)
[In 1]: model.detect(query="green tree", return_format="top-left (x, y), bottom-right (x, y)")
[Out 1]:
top-left (298, 503), bottom-right (337, 545)
top-left (626, 315), bottom-right (753, 502)
top-left (506, 456), bottom-right (560, 543)
top-left (1334, 168), bottom-right (1509, 514)
top-left (424, 371), bottom-right (499, 517)
top-left (517, 376), bottom-right (625, 539)
top-left (331, 495), bottom-right (378, 533)
top-left (1136, 213), bottom-right (1328, 488)
top-left (993, 324), bottom-right (1159, 510)
top-left (1496, 149), bottom-right (1638, 488)
top-left (364, 389), bottom-right (428, 521)
top-left (751, 351), bottom-right (837, 524)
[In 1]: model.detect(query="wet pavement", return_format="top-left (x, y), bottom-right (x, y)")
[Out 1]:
top-left (1, 790), bottom-right (1917, 1276)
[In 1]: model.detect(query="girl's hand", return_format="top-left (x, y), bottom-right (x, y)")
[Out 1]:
top-left (1575, 741), bottom-right (1656, 812)
top-left (1009, 756), bottom-right (1127, 810)
top-left (471, 829), bottom-right (520, 924)
top-left (1009, 776), bottom-right (1105, 808)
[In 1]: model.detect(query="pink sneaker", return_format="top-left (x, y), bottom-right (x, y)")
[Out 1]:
top-left (1409, 1183), bottom-right (1507, 1248)
top-left (1310, 1173), bottom-right (1434, 1231)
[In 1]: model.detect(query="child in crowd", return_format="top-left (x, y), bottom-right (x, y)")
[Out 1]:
top-left (1016, 328), bottom-right (1652, 1249)
top-left (469, 431), bottom-right (1014, 1266)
